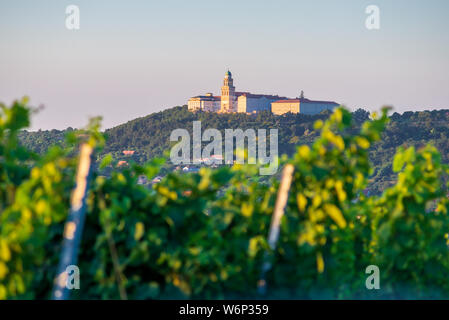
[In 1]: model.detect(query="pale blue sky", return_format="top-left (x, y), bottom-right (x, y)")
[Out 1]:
top-left (1, 0), bottom-right (448, 130)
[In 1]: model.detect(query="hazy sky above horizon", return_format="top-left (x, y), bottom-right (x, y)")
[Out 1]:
top-left (1, 0), bottom-right (448, 130)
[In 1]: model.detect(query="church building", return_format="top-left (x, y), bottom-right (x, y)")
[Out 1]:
top-left (187, 71), bottom-right (339, 115)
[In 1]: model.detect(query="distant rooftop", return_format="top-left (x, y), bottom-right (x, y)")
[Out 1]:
top-left (238, 92), bottom-right (288, 100)
top-left (191, 95), bottom-right (220, 100)
top-left (273, 98), bottom-right (339, 104)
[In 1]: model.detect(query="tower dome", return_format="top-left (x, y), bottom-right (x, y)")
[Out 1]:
top-left (225, 70), bottom-right (232, 78)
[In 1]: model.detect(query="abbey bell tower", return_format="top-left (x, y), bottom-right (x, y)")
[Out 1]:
top-left (220, 70), bottom-right (236, 113)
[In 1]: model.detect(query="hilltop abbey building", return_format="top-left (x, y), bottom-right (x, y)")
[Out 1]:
top-left (187, 71), bottom-right (339, 115)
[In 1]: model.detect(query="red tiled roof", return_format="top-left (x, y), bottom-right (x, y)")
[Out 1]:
top-left (273, 99), bottom-right (300, 103)
top-left (192, 95), bottom-right (221, 101)
top-left (192, 93), bottom-right (338, 105)
top-left (239, 92), bottom-right (288, 100)
top-left (300, 98), bottom-right (339, 104)
top-left (235, 91), bottom-right (251, 96)
top-left (273, 98), bottom-right (338, 104)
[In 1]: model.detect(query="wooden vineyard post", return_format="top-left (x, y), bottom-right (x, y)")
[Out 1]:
top-left (258, 164), bottom-right (295, 295)
top-left (52, 143), bottom-right (94, 300)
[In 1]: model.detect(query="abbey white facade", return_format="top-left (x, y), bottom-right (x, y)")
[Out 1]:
top-left (187, 71), bottom-right (339, 115)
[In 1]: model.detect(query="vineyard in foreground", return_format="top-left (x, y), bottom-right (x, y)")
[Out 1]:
top-left (2, 98), bottom-right (449, 299)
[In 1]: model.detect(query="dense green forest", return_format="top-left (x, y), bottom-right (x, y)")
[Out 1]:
top-left (18, 106), bottom-right (449, 194)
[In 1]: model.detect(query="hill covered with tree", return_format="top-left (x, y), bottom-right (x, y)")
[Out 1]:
top-left (18, 106), bottom-right (449, 194)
